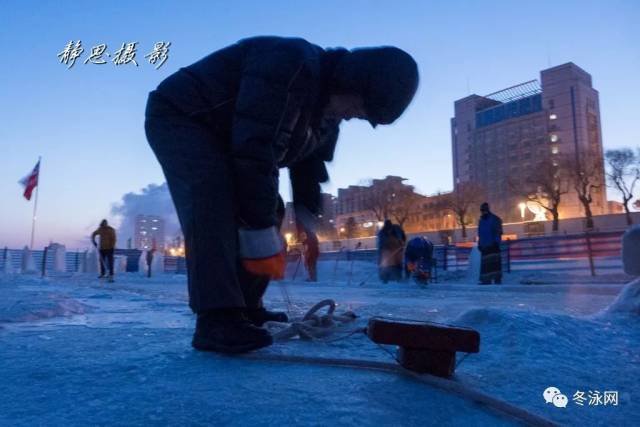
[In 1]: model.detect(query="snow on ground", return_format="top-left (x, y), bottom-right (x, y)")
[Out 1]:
top-left (0, 260), bottom-right (638, 426)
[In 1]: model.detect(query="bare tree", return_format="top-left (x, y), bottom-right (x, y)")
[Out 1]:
top-left (517, 157), bottom-right (571, 232)
top-left (605, 148), bottom-right (639, 225)
top-left (363, 179), bottom-right (417, 227)
top-left (440, 182), bottom-right (485, 239)
top-left (363, 189), bottom-right (392, 221)
top-left (388, 187), bottom-right (418, 227)
top-left (344, 216), bottom-right (358, 239)
top-left (568, 151), bottom-right (604, 230)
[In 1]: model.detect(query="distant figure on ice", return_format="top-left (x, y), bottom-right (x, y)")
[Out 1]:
top-left (377, 220), bottom-right (407, 283)
top-left (91, 219), bottom-right (116, 283)
top-left (404, 236), bottom-right (435, 284)
top-left (146, 247), bottom-right (155, 278)
top-left (300, 230), bottom-right (319, 282)
top-left (477, 203), bottom-right (503, 284)
top-left (145, 36), bottom-right (419, 353)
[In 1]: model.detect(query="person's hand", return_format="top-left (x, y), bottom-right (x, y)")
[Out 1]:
top-left (238, 226), bottom-right (285, 280)
top-left (242, 252), bottom-right (286, 280)
top-left (406, 261), bottom-right (416, 272)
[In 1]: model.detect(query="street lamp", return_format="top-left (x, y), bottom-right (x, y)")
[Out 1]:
top-left (518, 202), bottom-right (526, 221)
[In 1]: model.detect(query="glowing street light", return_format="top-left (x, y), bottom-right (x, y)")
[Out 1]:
top-left (518, 202), bottom-right (526, 221)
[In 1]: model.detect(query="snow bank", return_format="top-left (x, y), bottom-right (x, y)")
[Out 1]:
top-left (466, 246), bottom-right (481, 283)
top-left (21, 246), bottom-right (37, 274)
top-left (455, 307), bottom-right (565, 343)
top-left (85, 249), bottom-right (100, 274)
top-left (114, 255), bottom-right (127, 274)
top-left (15, 296), bottom-right (90, 323)
top-left (602, 278), bottom-right (640, 316)
top-left (453, 306), bottom-right (637, 426)
top-left (0, 290), bottom-right (90, 324)
top-left (50, 243), bottom-right (66, 273)
top-left (1, 250), bottom-right (16, 274)
top-left (138, 250), bottom-right (149, 276)
top-left (150, 251), bottom-right (164, 276)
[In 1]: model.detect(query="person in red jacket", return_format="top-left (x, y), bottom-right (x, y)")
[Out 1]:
top-left (145, 36), bottom-right (418, 353)
top-left (300, 230), bottom-right (319, 282)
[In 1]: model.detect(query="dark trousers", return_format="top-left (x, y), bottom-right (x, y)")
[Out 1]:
top-left (379, 265), bottom-right (403, 283)
top-left (99, 249), bottom-right (114, 277)
top-left (145, 92), bottom-right (269, 313)
top-left (479, 244), bottom-right (502, 284)
top-left (304, 250), bottom-right (318, 282)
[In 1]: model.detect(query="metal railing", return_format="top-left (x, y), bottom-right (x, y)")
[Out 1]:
top-left (0, 247), bottom-right (189, 276)
top-left (1, 230), bottom-right (626, 279)
top-left (299, 230), bottom-right (625, 277)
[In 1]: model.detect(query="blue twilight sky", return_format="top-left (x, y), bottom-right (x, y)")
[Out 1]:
top-left (1, 0), bottom-right (639, 249)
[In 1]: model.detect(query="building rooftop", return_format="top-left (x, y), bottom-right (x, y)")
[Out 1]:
top-left (484, 79), bottom-right (542, 104)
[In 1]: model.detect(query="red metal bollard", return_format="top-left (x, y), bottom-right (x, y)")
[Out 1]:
top-left (367, 317), bottom-right (480, 378)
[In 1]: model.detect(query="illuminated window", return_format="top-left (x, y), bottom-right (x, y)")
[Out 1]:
top-left (550, 134), bottom-right (559, 142)
top-left (549, 114), bottom-right (557, 120)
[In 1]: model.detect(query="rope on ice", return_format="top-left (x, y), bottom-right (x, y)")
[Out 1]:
top-left (264, 299), bottom-right (358, 342)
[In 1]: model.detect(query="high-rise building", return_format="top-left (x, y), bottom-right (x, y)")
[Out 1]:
top-left (451, 62), bottom-right (607, 222)
top-left (134, 214), bottom-right (166, 250)
top-left (281, 193), bottom-right (337, 240)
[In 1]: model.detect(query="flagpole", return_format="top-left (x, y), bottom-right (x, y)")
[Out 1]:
top-left (30, 156), bottom-right (41, 250)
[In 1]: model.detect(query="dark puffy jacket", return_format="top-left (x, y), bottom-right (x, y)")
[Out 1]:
top-left (404, 237), bottom-right (433, 264)
top-left (377, 223), bottom-right (405, 267)
top-left (153, 36), bottom-right (342, 229)
top-left (478, 212), bottom-right (503, 248)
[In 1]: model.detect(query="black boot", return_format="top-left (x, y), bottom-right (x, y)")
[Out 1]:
top-left (246, 308), bottom-right (288, 326)
top-left (192, 309), bottom-right (273, 354)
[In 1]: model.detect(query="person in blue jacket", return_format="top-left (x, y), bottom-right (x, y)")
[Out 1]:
top-left (145, 36), bottom-right (419, 353)
top-left (477, 202), bottom-right (503, 284)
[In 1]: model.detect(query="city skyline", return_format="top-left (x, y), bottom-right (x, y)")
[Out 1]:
top-left (1, 1), bottom-right (639, 249)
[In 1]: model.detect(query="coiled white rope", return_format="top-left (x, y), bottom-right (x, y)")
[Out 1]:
top-left (264, 299), bottom-right (358, 342)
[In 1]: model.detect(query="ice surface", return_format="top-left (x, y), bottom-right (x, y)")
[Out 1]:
top-left (0, 260), bottom-right (638, 426)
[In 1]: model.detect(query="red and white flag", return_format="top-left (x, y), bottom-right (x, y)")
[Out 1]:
top-left (19, 160), bottom-right (40, 201)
